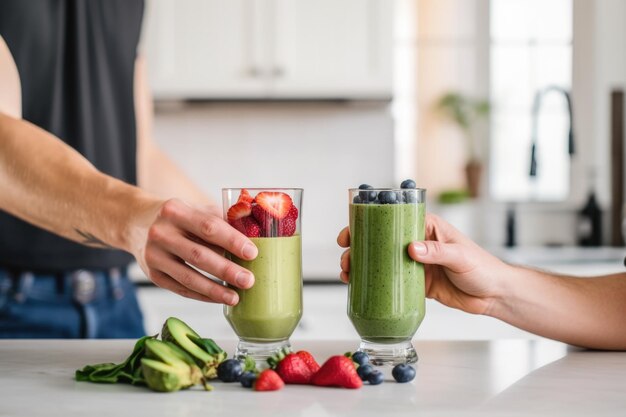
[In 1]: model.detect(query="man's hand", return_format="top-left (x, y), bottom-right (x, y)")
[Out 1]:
top-left (130, 198), bottom-right (258, 306)
top-left (337, 214), bottom-right (513, 315)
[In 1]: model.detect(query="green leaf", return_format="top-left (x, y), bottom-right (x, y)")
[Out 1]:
top-left (242, 355), bottom-right (257, 373)
top-left (189, 335), bottom-right (224, 355)
top-left (75, 335), bottom-right (156, 385)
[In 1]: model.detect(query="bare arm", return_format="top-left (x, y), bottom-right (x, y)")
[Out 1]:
top-left (491, 268), bottom-right (626, 350)
top-left (337, 216), bottom-right (626, 350)
top-left (0, 38), bottom-right (256, 305)
top-left (134, 55), bottom-right (217, 211)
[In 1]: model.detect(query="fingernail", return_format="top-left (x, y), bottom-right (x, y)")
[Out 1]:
top-left (243, 242), bottom-right (258, 259)
top-left (223, 292), bottom-right (238, 305)
top-left (412, 242), bottom-right (427, 255)
top-left (235, 271), bottom-right (253, 288)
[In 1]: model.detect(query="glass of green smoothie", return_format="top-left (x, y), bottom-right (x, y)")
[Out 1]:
top-left (222, 188), bottom-right (303, 364)
top-left (348, 187), bottom-right (426, 366)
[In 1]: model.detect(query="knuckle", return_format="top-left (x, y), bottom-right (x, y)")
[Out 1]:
top-left (429, 241), bottom-right (443, 257)
top-left (220, 262), bottom-right (238, 281)
top-left (147, 224), bottom-right (164, 243)
top-left (159, 199), bottom-right (181, 219)
top-left (187, 245), bottom-right (205, 266)
top-left (200, 217), bottom-right (219, 238)
top-left (175, 268), bottom-right (195, 289)
top-left (144, 248), bottom-right (159, 266)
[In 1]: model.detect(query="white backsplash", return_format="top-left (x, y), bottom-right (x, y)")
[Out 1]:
top-left (152, 101), bottom-right (394, 274)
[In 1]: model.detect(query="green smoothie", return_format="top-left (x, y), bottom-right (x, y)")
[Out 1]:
top-left (224, 235), bottom-right (302, 343)
top-left (348, 203), bottom-right (426, 344)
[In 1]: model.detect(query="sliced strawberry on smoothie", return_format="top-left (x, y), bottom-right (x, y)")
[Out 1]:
top-left (227, 201), bottom-right (252, 234)
top-left (311, 355), bottom-right (362, 389)
top-left (277, 217), bottom-right (296, 237)
top-left (237, 188), bottom-right (254, 205)
top-left (255, 192), bottom-right (292, 220)
top-left (241, 217), bottom-right (261, 238)
top-left (286, 204), bottom-right (299, 221)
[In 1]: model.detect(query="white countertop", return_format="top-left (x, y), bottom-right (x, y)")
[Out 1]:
top-left (1, 339), bottom-right (625, 417)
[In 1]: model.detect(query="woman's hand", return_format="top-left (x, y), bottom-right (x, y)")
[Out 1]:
top-left (129, 198), bottom-right (258, 306)
top-left (337, 214), bottom-right (512, 315)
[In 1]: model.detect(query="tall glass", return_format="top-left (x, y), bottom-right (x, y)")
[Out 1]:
top-left (222, 188), bottom-right (303, 364)
top-left (348, 188), bottom-right (426, 366)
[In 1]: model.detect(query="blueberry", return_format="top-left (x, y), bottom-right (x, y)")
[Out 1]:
top-left (396, 191), bottom-right (406, 203)
top-left (239, 371), bottom-right (257, 388)
top-left (357, 364), bottom-right (374, 381)
top-left (379, 191), bottom-right (397, 204)
top-left (392, 364), bottom-right (416, 383)
top-left (217, 359), bottom-right (243, 383)
top-left (367, 370), bottom-right (384, 385)
top-left (401, 179), bottom-right (416, 189)
top-left (404, 191), bottom-right (417, 204)
top-left (352, 351), bottom-right (369, 366)
top-left (358, 184), bottom-right (377, 202)
top-left (353, 195), bottom-right (362, 204)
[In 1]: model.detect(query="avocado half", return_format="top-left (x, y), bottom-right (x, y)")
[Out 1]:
top-left (160, 317), bottom-right (226, 378)
top-left (141, 339), bottom-right (202, 392)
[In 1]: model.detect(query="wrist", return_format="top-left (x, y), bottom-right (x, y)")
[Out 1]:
top-left (100, 176), bottom-right (163, 254)
top-left (483, 261), bottom-right (524, 319)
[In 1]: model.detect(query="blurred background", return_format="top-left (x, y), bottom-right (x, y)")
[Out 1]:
top-left (134, 0), bottom-right (626, 341)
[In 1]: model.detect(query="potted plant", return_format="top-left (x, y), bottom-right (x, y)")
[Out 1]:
top-left (434, 92), bottom-right (490, 198)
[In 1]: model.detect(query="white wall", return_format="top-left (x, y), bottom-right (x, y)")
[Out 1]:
top-left (152, 102), bottom-right (394, 274)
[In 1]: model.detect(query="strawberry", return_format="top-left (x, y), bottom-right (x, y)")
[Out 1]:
top-left (251, 204), bottom-right (273, 236)
top-left (311, 355), bottom-right (362, 389)
top-left (254, 369), bottom-right (284, 391)
top-left (227, 201), bottom-right (251, 224)
top-left (255, 192), bottom-right (293, 220)
top-left (241, 217), bottom-right (261, 238)
top-left (237, 189), bottom-right (254, 205)
top-left (286, 204), bottom-right (299, 221)
top-left (275, 353), bottom-right (314, 384)
top-left (277, 217), bottom-right (296, 237)
top-left (296, 350), bottom-right (320, 374)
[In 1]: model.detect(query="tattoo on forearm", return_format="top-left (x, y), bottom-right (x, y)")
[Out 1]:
top-left (75, 229), bottom-right (113, 249)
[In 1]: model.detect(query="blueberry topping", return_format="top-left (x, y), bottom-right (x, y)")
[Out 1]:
top-left (358, 184), bottom-right (378, 202)
top-left (217, 359), bottom-right (243, 383)
top-left (378, 191), bottom-right (397, 204)
top-left (357, 364), bottom-right (374, 381)
top-left (396, 191), bottom-right (406, 203)
top-left (352, 351), bottom-right (369, 366)
top-left (353, 195), bottom-right (362, 204)
top-left (239, 371), bottom-right (257, 388)
top-left (401, 179), bottom-right (416, 189)
top-left (392, 364), bottom-right (416, 383)
top-left (367, 370), bottom-right (384, 385)
top-left (404, 191), bottom-right (417, 203)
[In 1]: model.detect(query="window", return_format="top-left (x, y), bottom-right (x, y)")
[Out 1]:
top-left (489, 0), bottom-right (573, 201)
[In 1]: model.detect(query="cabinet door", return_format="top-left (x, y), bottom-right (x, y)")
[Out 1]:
top-left (270, 0), bottom-right (393, 99)
top-left (143, 0), bottom-right (271, 99)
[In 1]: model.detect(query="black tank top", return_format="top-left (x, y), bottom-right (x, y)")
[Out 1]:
top-left (0, 0), bottom-right (144, 271)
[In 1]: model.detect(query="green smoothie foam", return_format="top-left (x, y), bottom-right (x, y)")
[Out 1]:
top-left (225, 235), bottom-right (302, 343)
top-left (348, 202), bottom-right (426, 344)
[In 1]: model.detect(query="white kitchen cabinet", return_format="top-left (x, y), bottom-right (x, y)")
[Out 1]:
top-left (142, 0), bottom-right (393, 99)
top-left (271, 0), bottom-right (393, 98)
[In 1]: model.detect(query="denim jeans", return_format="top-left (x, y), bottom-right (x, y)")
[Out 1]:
top-left (0, 267), bottom-right (145, 338)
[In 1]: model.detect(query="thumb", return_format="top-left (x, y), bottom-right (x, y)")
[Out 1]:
top-left (408, 240), bottom-right (467, 270)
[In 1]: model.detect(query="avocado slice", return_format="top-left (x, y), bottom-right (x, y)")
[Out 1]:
top-left (142, 339), bottom-right (202, 392)
top-left (161, 317), bottom-right (226, 378)
top-left (141, 358), bottom-right (187, 392)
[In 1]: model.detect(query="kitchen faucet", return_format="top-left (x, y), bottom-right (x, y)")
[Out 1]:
top-left (529, 86), bottom-right (575, 177)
